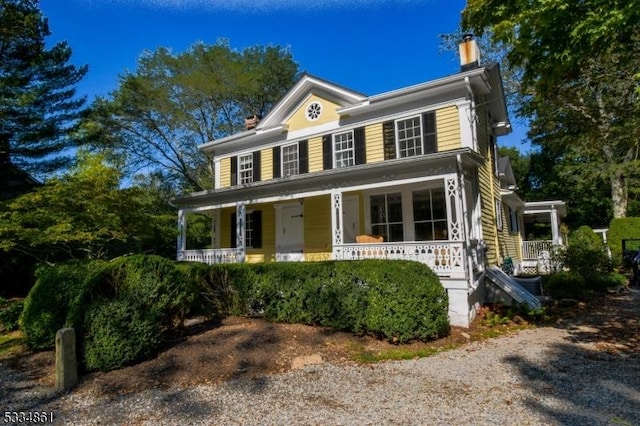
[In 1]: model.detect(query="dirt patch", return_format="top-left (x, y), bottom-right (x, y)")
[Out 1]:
top-left (5, 288), bottom-right (639, 397)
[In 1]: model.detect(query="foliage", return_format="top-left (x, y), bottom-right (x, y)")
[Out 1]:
top-left (0, 153), bottom-right (178, 263)
top-left (0, 297), bottom-right (23, 331)
top-left (607, 217), bottom-right (640, 268)
top-left (200, 260), bottom-right (449, 343)
top-left (543, 271), bottom-right (587, 300)
top-left (562, 226), bottom-right (611, 278)
top-left (20, 260), bottom-right (107, 349)
top-left (462, 0), bottom-right (640, 219)
top-left (87, 40), bottom-right (300, 192)
top-left (83, 299), bottom-right (163, 372)
top-left (0, 0), bottom-right (87, 176)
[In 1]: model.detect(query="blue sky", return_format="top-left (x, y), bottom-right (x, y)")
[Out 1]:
top-left (40, 0), bottom-right (529, 150)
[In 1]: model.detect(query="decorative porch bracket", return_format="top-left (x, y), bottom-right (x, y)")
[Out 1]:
top-left (236, 203), bottom-right (246, 263)
top-left (177, 209), bottom-right (187, 260)
top-left (331, 190), bottom-right (344, 249)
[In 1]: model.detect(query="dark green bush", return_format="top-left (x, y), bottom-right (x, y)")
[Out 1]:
top-left (563, 225), bottom-right (610, 278)
top-left (83, 299), bottom-right (163, 371)
top-left (608, 217), bottom-right (640, 268)
top-left (357, 260), bottom-right (449, 343)
top-left (543, 271), bottom-right (586, 299)
top-left (20, 260), bottom-right (108, 349)
top-left (227, 260), bottom-right (449, 343)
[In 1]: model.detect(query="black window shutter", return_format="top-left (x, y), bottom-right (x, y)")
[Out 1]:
top-left (252, 210), bottom-right (262, 249)
top-left (230, 156), bottom-right (238, 185)
top-left (354, 127), bottom-right (366, 165)
top-left (253, 151), bottom-right (261, 182)
top-left (272, 146), bottom-right (281, 178)
top-left (382, 121), bottom-right (396, 160)
top-left (230, 212), bottom-right (237, 248)
top-left (322, 135), bottom-right (333, 170)
top-left (422, 112), bottom-right (437, 154)
top-left (299, 140), bottom-right (309, 174)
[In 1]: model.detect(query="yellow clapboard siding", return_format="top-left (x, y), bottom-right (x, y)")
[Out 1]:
top-left (219, 157), bottom-right (231, 188)
top-left (303, 195), bottom-right (331, 254)
top-left (436, 106), bottom-right (461, 151)
top-left (286, 94), bottom-right (340, 132)
top-left (261, 148), bottom-right (273, 181)
top-left (305, 252), bottom-right (332, 261)
top-left (308, 136), bottom-right (323, 173)
top-left (365, 123), bottom-right (384, 164)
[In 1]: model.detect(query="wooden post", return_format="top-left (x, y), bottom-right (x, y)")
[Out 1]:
top-left (55, 328), bottom-right (78, 390)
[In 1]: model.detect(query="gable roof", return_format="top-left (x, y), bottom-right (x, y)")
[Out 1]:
top-left (255, 73), bottom-right (367, 131)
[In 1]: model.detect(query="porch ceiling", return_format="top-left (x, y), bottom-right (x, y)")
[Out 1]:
top-left (173, 148), bottom-right (483, 210)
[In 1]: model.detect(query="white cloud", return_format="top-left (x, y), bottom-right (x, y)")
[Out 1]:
top-left (84, 0), bottom-right (415, 12)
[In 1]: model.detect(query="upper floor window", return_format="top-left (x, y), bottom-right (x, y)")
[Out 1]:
top-left (397, 116), bottom-right (423, 158)
top-left (334, 131), bottom-right (355, 168)
top-left (282, 143), bottom-right (299, 176)
top-left (238, 154), bottom-right (253, 184)
top-left (383, 111), bottom-right (437, 160)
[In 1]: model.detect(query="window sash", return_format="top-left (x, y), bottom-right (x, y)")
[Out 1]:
top-left (370, 193), bottom-right (404, 242)
top-left (245, 212), bottom-right (254, 248)
top-left (412, 188), bottom-right (448, 240)
top-left (333, 131), bottom-right (355, 168)
top-left (396, 116), bottom-right (423, 158)
top-left (282, 143), bottom-right (299, 176)
top-left (238, 154), bottom-right (253, 184)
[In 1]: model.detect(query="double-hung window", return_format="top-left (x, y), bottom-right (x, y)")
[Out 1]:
top-left (333, 130), bottom-right (355, 168)
top-left (282, 143), bottom-right (299, 176)
top-left (238, 154), bottom-right (253, 184)
top-left (231, 210), bottom-right (262, 249)
top-left (397, 116), bottom-right (423, 158)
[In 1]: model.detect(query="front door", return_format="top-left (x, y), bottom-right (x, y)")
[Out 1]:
top-left (276, 203), bottom-right (304, 261)
top-left (342, 196), bottom-right (360, 243)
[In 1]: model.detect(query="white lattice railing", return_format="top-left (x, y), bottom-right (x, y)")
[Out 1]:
top-left (522, 240), bottom-right (553, 260)
top-left (177, 248), bottom-right (241, 264)
top-left (333, 241), bottom-right (465, 277)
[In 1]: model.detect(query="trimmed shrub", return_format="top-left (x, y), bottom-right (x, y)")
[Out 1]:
top-left (83, 299), bottom-right (163, 371)
top-left (20, 260), bottom-right (108, 349)
top-left (358, 260), bottom-right (449, 343)
top-left (608, 217), bottom-right (640, 268)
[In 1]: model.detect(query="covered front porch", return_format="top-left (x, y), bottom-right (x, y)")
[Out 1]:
top-left (175, 150), bottom-right (485, 282)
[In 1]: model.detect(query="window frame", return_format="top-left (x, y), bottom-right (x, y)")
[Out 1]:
top-left (238, 153), bottom-right (253, 184)
top-left (395, 115), bottom-right (423, 158)
top-left (333, 130), bottom-right (355, 168)
top-left (281, 142), bottom-right (299, 177)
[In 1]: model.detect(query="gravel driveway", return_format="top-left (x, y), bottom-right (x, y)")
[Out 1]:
top-left (3, 289), bottom-right (640, 425)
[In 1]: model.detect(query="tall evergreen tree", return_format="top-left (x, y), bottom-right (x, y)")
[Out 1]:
top-left (0, 0), bottom-right (87, 177)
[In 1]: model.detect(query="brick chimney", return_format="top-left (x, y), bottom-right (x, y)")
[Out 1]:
top-left (459, 34), bottom-right (481, 71)
top-left (244, 114), bottom-right (260, 130)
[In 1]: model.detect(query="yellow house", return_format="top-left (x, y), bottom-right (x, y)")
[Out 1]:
top-left (172, 37), bottom-right (564, 327)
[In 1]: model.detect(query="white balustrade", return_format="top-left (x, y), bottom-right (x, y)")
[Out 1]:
top-left (177, 249), bottom-right (241, 264)
top-left (333, 241), bottom-right (465, 276)
top-left (521, 240), bottom-right (553, 260)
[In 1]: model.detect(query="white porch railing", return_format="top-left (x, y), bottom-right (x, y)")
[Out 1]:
top-left (177, 248), bottom-right (241, 264)
top-left (522, 240), bottom-right (553, 260)
top-left (333, 241), bottom-right (466, 277)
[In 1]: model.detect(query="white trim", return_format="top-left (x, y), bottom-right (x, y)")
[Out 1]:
top-left (214, 158), bottom-right (221, 189)
top-left (457, 101), bottom-right (474, 150)
top-left (287, 120), bottom-right (340, 140)
top-left (184, 172), bottom-right (454, 212)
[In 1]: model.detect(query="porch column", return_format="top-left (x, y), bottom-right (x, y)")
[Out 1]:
top-left (550, 205), bottom-right (560, 245)
top-left (236, 203), bottom-right (246, 263)
top-left (177, 209), bottom-right (187, 260)
top-left (331, 191), bottom-right (344, 256)
top-left (445, 174), bottom-right (463, 241)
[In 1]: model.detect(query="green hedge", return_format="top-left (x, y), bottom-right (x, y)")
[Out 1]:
top-left (608, 217), bottom-right (640, 268)
top-left (21, 256), bottom-right (449, 371)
